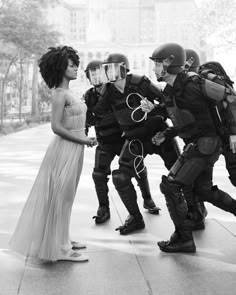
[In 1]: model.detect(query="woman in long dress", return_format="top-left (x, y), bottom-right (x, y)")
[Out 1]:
top-left (9, 46), bottom-right (97, 262)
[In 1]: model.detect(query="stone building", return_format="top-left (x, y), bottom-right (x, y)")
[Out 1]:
top-left (47, 0), bottom-right (202, 92)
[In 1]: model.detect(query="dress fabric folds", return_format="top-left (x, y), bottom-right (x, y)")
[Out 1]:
top-left (9, 89), bottom-right (87, 262)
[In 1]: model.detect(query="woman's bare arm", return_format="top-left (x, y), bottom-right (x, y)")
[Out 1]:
top-left (51, 91), bottom-right (94, 146)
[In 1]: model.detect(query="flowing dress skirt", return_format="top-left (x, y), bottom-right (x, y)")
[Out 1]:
top-left (9, 130), bottom-right (85, 262)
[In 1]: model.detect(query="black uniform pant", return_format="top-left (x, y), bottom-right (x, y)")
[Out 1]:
top-left (160, 136), bottom-right (236, 241)
top-left (92, 140), bottom-right (125, 208)
top-left (92, 139), bottom-right (155, 209)
top-left (112, 138), bottom-right (180, 218)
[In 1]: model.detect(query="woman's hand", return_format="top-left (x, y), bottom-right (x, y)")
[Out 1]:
top-left (86, 137), bottom-right (97, 148)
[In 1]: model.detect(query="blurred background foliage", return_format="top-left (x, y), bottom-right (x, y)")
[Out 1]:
top-left (1, 0), bottom-right (236, 134)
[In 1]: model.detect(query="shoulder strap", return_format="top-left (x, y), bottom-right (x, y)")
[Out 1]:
top-left (128, 73), bottom-right (149, 87)
top-left (186, 71), bottom-right (199, 81)
top-left (181, 72), bottom-right (200, 87)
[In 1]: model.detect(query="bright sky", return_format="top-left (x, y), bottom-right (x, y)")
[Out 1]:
top-left (64, 0), bottom-right (204, 5)
top-left (194, 0), bottom-right (203, 6)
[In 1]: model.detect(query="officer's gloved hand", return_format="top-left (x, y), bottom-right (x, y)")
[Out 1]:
top-left (152, 132), bottom-right (165, 146)
top-left (140, 99), bottom-right (155, 113)
top-left (229, 135), bottom-right (236, 153)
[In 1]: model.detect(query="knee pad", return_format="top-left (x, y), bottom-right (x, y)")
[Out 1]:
top-left (112, 169), bottom-right (131, 189)
top-left (160, 175), bottom-right (182, 196)
top-left (92, 170), bottom-right (108, 182)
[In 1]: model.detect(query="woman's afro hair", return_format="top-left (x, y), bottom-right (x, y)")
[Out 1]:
top-left (38, 46), bottom-right (80, 89)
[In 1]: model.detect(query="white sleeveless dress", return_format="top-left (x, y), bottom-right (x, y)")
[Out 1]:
top-left (9, 89), bottom-right (87, 262)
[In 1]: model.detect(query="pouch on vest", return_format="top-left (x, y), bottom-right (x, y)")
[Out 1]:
top-left (166, 97), bottom-right (196, 138)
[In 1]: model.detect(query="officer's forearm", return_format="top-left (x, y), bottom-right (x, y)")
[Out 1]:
top-left (163, 127), bottom-right (178, 141)
top-left (151, 104), bottom-right (168, 120)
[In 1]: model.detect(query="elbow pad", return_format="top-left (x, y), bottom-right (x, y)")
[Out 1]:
top-left (201, 77), bottom-right (236, 133)
top-left (201, 78), bottom-right (231, 102)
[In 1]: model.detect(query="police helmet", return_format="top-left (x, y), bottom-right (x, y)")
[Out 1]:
top-left (185, 49), bottom-right (200, 73)
top-left (84, 60), bottom-right (104, 86)
top-left (84, 60), bottom-right (103, 79)
top-left (105, 53), bottom-right (129, 72)
top-left (150, 43), bottom-right (186, 74)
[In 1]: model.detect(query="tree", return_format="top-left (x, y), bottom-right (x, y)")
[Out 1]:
top-left (0, 0), bottom-right (60, 124)
top-left (38, 80), bottom-right (53, 104)
top-left (194, 0), bottom-right (236, 51)
top-left (0, 43), bottom-right (18, 124)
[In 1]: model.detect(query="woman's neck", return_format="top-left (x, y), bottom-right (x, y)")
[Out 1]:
top-left (58, 79), bottom-right (70, 90)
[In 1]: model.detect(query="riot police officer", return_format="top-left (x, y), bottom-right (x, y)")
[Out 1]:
top-left (186, 50), bottom-right (236, 197)
top-left (198, 61), bottom-right (236, 187)
top-left (93, 53), bottom-right (180, 235)
top-left (183, 49), bottom-right (209, 228)
top-left (84, 59), bottom-right (160, 225)
top-left (143, 42), bottom-right (236, 252)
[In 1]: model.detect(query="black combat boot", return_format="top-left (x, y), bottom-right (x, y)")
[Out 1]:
top-left (115, 215), bottom-right (145, 235)
top-left (158, 175), bottom-right (196, 253)
top-left (135, 168), bottom-right (161, 214)
top-left (143, 198), bottom-right (161, 214)
top-left (92, 171), bottom-right (110, 224)
top-left (113, 169), bottom-right (145, 234)
top-left (158, 221), bottom-right (196, 253)
top-left (93, 205), bottom-right (110, 224)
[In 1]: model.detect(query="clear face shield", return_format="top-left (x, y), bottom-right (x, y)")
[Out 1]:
top-left (101, 62), bottom-right (127, 82)
top-left (152, 55), bottom-right (175, 81)
top-left (87, 67), bottom-right (104, 86)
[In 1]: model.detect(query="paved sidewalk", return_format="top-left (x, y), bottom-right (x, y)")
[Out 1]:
top-left (1, 123), bottom-right (236, 295)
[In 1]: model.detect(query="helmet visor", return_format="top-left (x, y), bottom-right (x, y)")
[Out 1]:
top-left (152, 61), bottom-right (164, 80)
top-left (102, 63), bottom-right (126, 82)
top-left (151, 55), bottom-right (175, 79)
top-left (87, 68), bottom-right (104, 86)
